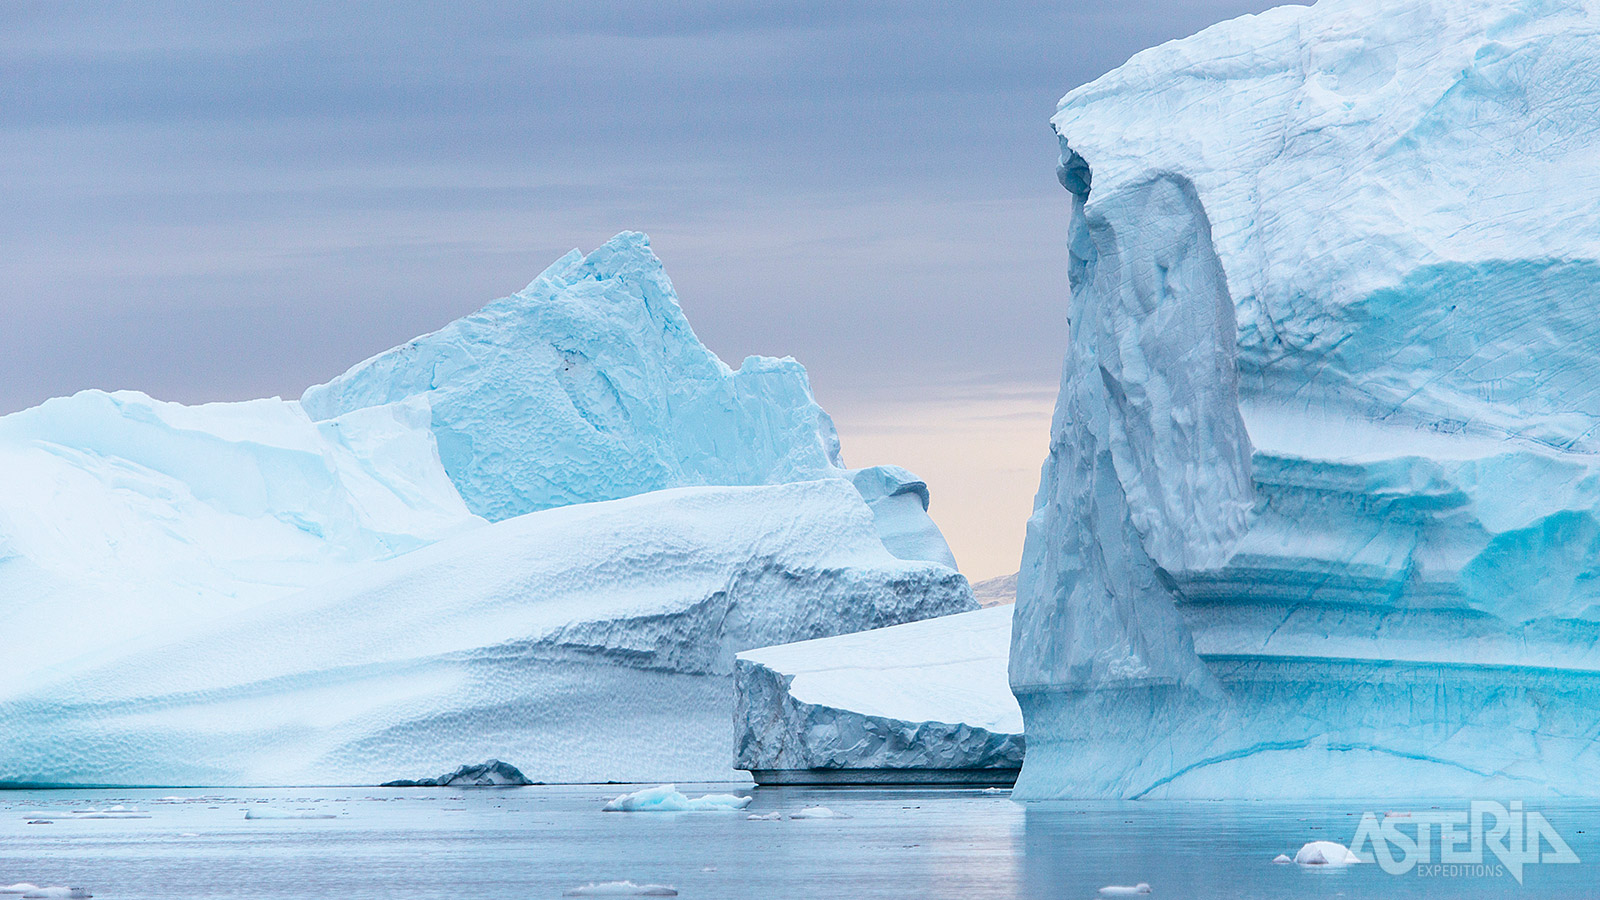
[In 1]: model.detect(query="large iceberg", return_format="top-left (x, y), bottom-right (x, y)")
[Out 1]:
top-left (1013, 0), bottom-right (1600, 798)
top-left (1, 480), bottom-right (969, 786)
top-left (736, 605), bottom-right (1022, 783)
top-left (0, 234), bottom-right (971, 785)
top-left (301, 231), bottom-right (955, 569)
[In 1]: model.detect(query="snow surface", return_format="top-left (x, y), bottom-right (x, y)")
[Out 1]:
top-left (0, 234), bottom-right (969, 786)
top-left (0, 480), bottom-right (972, 786)
top-left (736, 606), bottom-right (1022, 772)
top-left (1013, 0), bottom-right (1600, 799)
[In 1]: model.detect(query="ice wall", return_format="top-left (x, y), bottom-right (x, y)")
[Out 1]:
top-left (736, 605), bottom-right (1022, 780)
top-left (1014, 0), bottom-right (1600, 799)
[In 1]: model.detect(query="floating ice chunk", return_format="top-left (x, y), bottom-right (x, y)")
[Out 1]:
top-left (746, 812), bottom-right (781, 821)
top-left (71, 807), bottom-right (149, 819)
top-left (562, 882), bottom-right (678, 897)
top-left (20, 889), bottom-right (91, 899)
top-left (1097, 885), bottom-right (1151, 896)
top-left (1293, 841), bottom-right (1361, 866)
top-left (0, 886), bottom-right (39, 895)
top-left (788, 806), bottom-right (848, 819)
top-left (1272, 854), bottom-right (1292, 864)
top-left (243, 808), bottom-right (337, 820)
top-left (602, 785), bottom-right (751, 813)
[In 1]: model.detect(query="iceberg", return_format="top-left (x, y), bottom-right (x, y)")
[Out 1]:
top-left (1292, 842), bottom-right (1361, 867)
top-left (735, 605), bottom-right (1022, 782)
top-left (562, 883), bottom-right (678, 898)
top-left (0, 480), bottom-right (971, 786)
top-left (301, 231), bottom-right (955, 569)
top-left (601, 784), bottom-right (752, 812)
top-left (1013, 0), bottom-right (1600, 798)
top-left (380, 759), bottom-right (533, 787)
top-left (0, 234), bottom-right (971, 786)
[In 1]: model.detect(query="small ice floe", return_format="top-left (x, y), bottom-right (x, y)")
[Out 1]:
top-left (602, 785), bottom-right (751, 813)
top-left (1097, 883), bottom-right (1151, 896)
top-left (562, 881), bottom-right (678, 896)
top-left (0, 885), bottom-right (39, 895)
top-left (1272, 854), bottom-right (1293, 864)
top-left (788, 807), bottom-right (848, 819)
top-left (243, 808), bottom-right (337, 820)
top-left (1293, 841), bottom-right (1362, 866)
top-left (746, 812), bottom-right (781, 821)
top-left (20, 889), bottom-right (91, 899)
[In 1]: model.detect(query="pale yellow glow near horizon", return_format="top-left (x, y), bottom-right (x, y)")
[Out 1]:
top-left (826, 382), bottom-right (1058, 582)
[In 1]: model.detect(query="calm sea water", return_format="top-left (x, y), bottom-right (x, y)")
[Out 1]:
top-left (1, 785), bottom-right (1595, 898)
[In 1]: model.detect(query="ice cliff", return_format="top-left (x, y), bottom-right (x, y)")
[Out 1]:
top-left (0, 235), bottom-right (971, 785)
top-left (736, 605), bottom-right (1022, 782)
top-left (1014, 0), bottom-right (1600, 798)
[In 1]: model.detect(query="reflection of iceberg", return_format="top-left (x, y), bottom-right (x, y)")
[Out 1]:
top-left (1013, 0), bottom-right (1600, 798)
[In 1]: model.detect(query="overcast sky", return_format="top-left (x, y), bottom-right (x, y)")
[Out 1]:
top-left (3, 0), bottom-right (1281, 578)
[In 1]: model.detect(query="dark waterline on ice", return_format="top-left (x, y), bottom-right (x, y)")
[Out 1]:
top-left (1, 786), bottom-right (1596, 898)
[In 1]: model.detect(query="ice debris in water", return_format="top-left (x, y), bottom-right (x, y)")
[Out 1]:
top-left (747, 812), bottom-right (782, 821)
top-left (562, 882), bottom-right (678, 897)
top-left (1294, 841), bottom-right (1361, 866)
top-left (602, 785), bottom-right (752, 812)
top-left (788, 806), bottom-right (848, 819)
top-left (1097, 885), bottom-right (1151, 896)
top-left (20, 890), bottom-right (90, 900)
top-left (244, 808), bottom-right (337, 820)
top-left (1272, 854), bottom-right (1293, 864)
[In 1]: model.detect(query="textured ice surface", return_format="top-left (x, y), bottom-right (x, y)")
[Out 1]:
top-left (0, 390), bottom-right (480, 676)
top-left (301, 231), bottom-right (955, 569)
top-left (736, 606), bottom-right (1022, 773)
top-left (1014, 0), bottom-right (1600, 799)
top-left (0, 234), bottom-right (968, 786)
top-left (1293, 842), bottom-right (1361, 867)
top-left (602, 785), bottom-right (752, 812)
top-left (380, 759), bottom-right (532, 787)
top-left (0, 480), bottom-right (972, 786)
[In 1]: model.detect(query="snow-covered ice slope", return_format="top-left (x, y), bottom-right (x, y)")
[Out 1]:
top-left (0, 480), bottom-right (973, 786)
top-left (1014, 0), bottom-right (1600, 798)
top-left (300, 231), bottom-right (956, 569)
top-left (0, 390), bottom-right (481, 677)
top-left (736, 606), bottom-right (1021, 778)
top-left (0, 234), bottom-right (969, 785)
